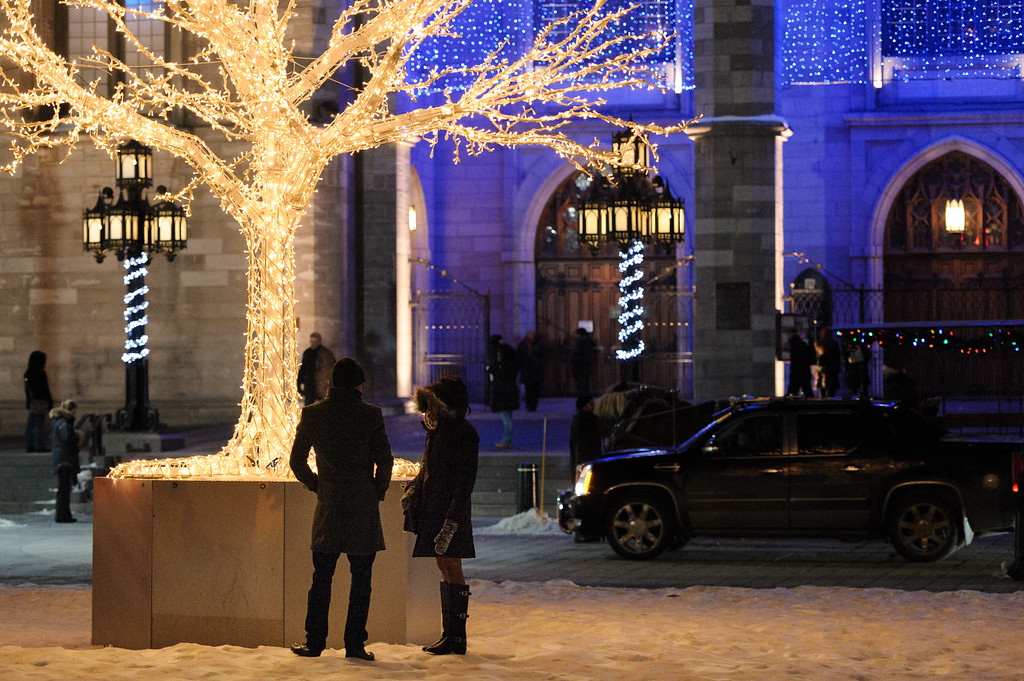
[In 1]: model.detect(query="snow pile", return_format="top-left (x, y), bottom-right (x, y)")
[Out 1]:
top-left (476, 509), bottom-right (564, 535)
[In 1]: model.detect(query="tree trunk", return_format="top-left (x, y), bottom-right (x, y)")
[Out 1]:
top-left (220, 206), bottom-right (302, 472)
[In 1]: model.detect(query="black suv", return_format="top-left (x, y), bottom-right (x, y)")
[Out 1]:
top-left (559, 398), bottom-right (1022, 562)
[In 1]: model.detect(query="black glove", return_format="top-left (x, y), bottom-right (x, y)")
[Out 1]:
top-left (434, 519), bottom-right (458, 555)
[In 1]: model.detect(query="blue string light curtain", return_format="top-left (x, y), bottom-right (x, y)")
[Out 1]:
top-left (782, 0), bottom-right (869, 84)
top-left (783, 0), bottom-right (1024, 86)
top-left (405, 0), bottom-right (693, 93)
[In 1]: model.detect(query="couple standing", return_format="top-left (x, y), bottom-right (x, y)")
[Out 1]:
top-left (288, 358), bottom-right (478, 661)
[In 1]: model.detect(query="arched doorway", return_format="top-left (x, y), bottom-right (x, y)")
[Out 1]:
top-left (534, 171), bottom-right (691, 397)
top-left (882, 150), bottom-right (1024, 396)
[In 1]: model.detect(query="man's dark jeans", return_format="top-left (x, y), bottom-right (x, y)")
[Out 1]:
top-left (304, 551), bottom-right (376, 651)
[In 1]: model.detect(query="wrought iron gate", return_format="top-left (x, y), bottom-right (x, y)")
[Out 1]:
top-left (411, 289), bottom-right (490, 404)
top-left (535, 258), bottom-right (693, 397)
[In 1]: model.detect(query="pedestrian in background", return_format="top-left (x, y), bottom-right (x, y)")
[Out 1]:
top-left (297, 332), bottom-right (337, 405)
top-left (289, 358), bottom-right (394, 661)
top-left (488, 335), bottom-right (520, 449)
top-left (402, 375), bottom-right (480, 656)
top-left (569, 395), bottom-right (602, 475)
top-left (517, 331), bottom-right (546, 412)
top-left (883, 360), bottom-right (920, 411)
top-left (786, 331), bottom-right (814, 397)
top-left (570, 328), bottom-right (596, 399)
top-left (845, 341), bottom-right (871, 398)
top-left (815, 330), bottom-right (842, 398)
top-left (24, 350), bottom-right (53, 452)
top-left (50, 399), bottom-right (82, 523)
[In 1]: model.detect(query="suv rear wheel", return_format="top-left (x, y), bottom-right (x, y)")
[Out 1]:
top-left (605, 494), bottom-right (675, 560)
top-left (887, 494), bottom-right (960, 562)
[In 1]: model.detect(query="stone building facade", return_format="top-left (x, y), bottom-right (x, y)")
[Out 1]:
top-left (3, 0), bottom-right (1024, 435)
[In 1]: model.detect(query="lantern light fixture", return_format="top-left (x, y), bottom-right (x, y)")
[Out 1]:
top-left (80, 141), bottom-right (188, 431)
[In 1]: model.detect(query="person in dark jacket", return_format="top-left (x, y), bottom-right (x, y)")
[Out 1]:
top-left (49, 400), bottom-right (80, 523)
top-left (288, 357), bottom-right (394, 661)
top-left (570, 328), bottom-right (596, 399)
top-left (402, 375), bottom-right (480, 656)
top-left (488, 335), bottom-right (520, 448)
top-left (24, 350), bottom-right (53, 452)
top-left (786, 332), bottom-right (814, 397)
top-left (297, 332), bottom-right (337, 405)
top-left (814, 333), bottom-right (842, 398)
top-left (569, 395), bottom-right (602, 475)
top-left (883, 360), bottom-right (921, 411)
top-left (516, 331), bottom-right (546, 412)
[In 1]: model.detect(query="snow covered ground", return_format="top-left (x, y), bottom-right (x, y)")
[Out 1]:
top-left (3, 511), bottom-right (1024, 680)
top-left (3, 580), bottom-right (1024, 680)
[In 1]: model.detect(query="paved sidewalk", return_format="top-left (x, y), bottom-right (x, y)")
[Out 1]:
top-left (4, 396), bottom-right (1024, 593)
top-left (3, 510), bottom-right (1024, 592)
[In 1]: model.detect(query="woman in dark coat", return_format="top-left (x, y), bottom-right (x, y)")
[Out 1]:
top-left (402, 375), bottom-right (479, 655)
top-left (24, 350), bottom-right (53, 452)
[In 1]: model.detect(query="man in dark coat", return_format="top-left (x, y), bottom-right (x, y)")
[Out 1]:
top-left (289, 357), bottom-right (394, 661)
top-left (297, 332), bottom-right (337, 405)
top-left (488, 335), bottom-right (520, 448)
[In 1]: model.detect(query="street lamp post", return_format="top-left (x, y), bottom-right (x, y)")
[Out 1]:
top-left (82, 141), bottom-right (187, 431)
top-left (577, 130), bottom-right (685, 383)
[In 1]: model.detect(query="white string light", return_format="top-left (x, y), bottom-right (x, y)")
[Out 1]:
top-left (616, 240), bottom-right (646, 360)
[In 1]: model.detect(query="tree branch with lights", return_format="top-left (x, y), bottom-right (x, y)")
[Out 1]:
top-left (0, 0), bottom-right (690, 474)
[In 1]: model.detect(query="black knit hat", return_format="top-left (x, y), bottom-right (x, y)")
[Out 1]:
top-left (331, 357), bottom-right (366, 388)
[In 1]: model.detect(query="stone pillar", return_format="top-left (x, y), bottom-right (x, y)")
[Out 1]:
top-left (688, 0), bottom-right (790, 401)
top-left (353, 143), bottom-right (410, 410)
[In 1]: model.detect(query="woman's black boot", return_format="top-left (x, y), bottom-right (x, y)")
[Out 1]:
top-left (422, 582), bottom-right (451, 652)
top-left (424, 583), bottom-right (469, 655)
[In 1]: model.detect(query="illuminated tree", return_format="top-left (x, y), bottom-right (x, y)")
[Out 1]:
top-left (0, 0), bottom-right (686, 472)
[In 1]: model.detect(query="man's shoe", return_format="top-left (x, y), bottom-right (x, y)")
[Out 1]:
top-left (290, 643), bottom-right (322, 657)
top-left (345, 647), bottom-right (375, 661)
top-left (55, 517), bottom-right (77, 523)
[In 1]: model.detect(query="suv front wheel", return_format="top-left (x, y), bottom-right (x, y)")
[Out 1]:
top-left (605, 494), bottom-right (675, 560)
top-left (887, 494), bottom-right (960, 562)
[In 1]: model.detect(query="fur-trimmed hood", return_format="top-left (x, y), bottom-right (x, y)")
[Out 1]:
top-left (49, 399), bottom-right (75, 421)
top-left (414, 375), bottom-right (470, 420)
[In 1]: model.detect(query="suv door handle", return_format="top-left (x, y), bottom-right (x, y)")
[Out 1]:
top-left (653, 464), bottom-right (680, 472)
top-left (844, 466), bottom-right (861, 472)
top-left (761, 468), bottom-right (784, 474)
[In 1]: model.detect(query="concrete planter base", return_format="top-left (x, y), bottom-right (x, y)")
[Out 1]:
top-left (92, 476), bottom-right (437, 650)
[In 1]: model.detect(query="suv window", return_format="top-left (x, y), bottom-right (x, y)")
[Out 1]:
top-left (797, 411), bottom-right (863, 455)
top-left (712, 413), bottom-right (783, 456)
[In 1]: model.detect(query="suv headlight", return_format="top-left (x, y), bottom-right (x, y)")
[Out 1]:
top-left (574, 464), bottom-right (593, 496)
